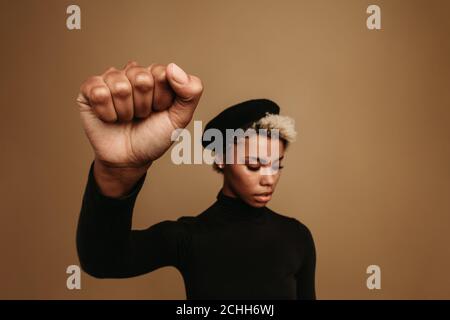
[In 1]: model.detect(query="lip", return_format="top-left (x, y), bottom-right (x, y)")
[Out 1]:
top-left (254, 192), bottom-right (273, 202)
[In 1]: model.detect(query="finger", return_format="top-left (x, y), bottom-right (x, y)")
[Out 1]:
top-left (165, 63), bottom-right (204, 128)
top-left (149, 64), bottom-right (175, 112)
top-left (103, 70), bottom-right (134, 122)
top-left (123, 60), bottom-right (139, 70)
top-left (79, 76), bottom-right (117, 123)
top-left (126, 66), bottom-right (154, 118)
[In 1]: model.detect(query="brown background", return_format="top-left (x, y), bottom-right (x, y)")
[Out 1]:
top-left (1, 0), bottom-right (449, 299)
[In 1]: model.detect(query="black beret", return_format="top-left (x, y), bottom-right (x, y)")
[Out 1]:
top-left (202, 99), bottom-right (280, 149)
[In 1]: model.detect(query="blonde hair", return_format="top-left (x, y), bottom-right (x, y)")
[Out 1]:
top-left (252, 113), bottom-right (297, 143)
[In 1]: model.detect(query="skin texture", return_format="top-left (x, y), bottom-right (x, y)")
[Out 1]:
top-left (221, 135), bottom-right (286, 208)
top-left (76, 61), bottom-right (204, 197)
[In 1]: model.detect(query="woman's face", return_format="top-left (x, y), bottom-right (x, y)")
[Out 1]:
top-left (221, 134), bottom-right (286, 208)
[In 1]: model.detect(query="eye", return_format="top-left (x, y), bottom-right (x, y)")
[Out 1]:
top-left (272, 162), bottom-right (284, 170)
top-left (246, 164), bottom-right (261, 171)
top-left (270, 165), bottom-right (284, 172)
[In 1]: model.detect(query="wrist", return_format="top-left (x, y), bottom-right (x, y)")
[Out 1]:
top-left (93, 159), bottom-right (152, 198)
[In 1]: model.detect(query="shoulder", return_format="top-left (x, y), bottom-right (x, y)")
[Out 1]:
top-left (265, 207), bottom-right (314, 240)
top-left (147, 215), bottom-right (198, 239)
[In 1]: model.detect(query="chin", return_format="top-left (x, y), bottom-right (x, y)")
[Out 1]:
top-left (249, 200), bottom-right (269, 208)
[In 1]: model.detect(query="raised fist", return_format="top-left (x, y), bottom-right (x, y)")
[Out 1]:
top-left (76, 61), bottom-right (203, 168)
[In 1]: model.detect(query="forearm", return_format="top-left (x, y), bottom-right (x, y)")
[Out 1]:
top-left (77, 161), bottom-right (147, 277)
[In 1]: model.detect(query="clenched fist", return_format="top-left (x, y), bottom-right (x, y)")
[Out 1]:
top-left (77, 61), bottom-right (203, 169)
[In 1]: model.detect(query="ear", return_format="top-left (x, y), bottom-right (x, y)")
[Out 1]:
top-left (214, 152), bottom-right (224, 166)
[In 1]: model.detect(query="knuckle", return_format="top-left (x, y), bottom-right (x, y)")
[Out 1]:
top-left (125, 65), bottom-right (141, 75)
top-left (110, 81), bottom-right (132, 98)
top-left (104, 66), bottom-right (118, 74)
top-left (126, 66), bottom-right (143, 74)
top-left (103, 70), bottom-right (122, 80)
top-left (151, 64), bottom-right (167, 79)
top-left (155, 70), bottom-right (167, 82)
top-left (80, 75), bottom-right (101, 91)
top-left (134, 72), bottom-right (154, 91)
top-left (149, 63), bottom-right (164, 70)
top-left (124, 61), bottom-right (139, 70)
top-left (89, 86), bottom-right (110, 104)
top-left (85, 75), bottom-right (101, 84)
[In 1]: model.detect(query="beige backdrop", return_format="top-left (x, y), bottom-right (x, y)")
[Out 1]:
top-left (1, 0), bottom-right (449, 299)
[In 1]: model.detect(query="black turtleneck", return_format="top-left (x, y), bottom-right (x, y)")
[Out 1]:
top-left (77, 162), bottom-right (316, 300)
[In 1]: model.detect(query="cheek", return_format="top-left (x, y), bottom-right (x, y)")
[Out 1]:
top-left (231, 168), bottom-right (260, 192)
top-left (243, 173), bottom-right (266, 194)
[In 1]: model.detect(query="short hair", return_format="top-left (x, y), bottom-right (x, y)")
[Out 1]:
top-left (212, 114), bottom-right (296, 173)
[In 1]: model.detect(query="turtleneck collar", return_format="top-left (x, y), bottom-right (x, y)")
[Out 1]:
top-left (215, 189), bottom-right (266, 221)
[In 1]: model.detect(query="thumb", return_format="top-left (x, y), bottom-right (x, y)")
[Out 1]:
top-left (166, 63), bottom-right (204, 128)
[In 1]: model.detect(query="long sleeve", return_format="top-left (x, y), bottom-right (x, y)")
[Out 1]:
top-left (76, 161), bottom-right (190, 279)
top-left (295, 222), bottom-right (317, 300)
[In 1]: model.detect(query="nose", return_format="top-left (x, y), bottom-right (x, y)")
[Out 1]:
top-left (260, 170), bottom-right (276, 187)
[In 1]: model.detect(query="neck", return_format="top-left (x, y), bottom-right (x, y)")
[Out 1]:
top-left (221, 182), bottom-right (237, 199)
top-left (215, 189), bottom-right (266, 221)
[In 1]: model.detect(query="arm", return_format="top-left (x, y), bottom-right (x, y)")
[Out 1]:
top-left (75, 61), bottom-right (202, 278)
top-left (76, 160), bottom-right (190, 278)
top-left (295, 223), bottom-right (317, 300)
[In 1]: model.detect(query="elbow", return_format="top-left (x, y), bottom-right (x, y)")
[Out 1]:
top-left (76, 225), bottom-right (131, 279)
top-left (76, 242), bottom-right (118, 279)
top-left (78, 262), bottom-right (130, 279)
top-left (77, 252), bottom-right (115, 279)
top-left (79, 263), bottom-right (110, 279)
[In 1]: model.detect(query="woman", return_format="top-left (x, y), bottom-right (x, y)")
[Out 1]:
top-left (76, 61), bottom-right (316, 299)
